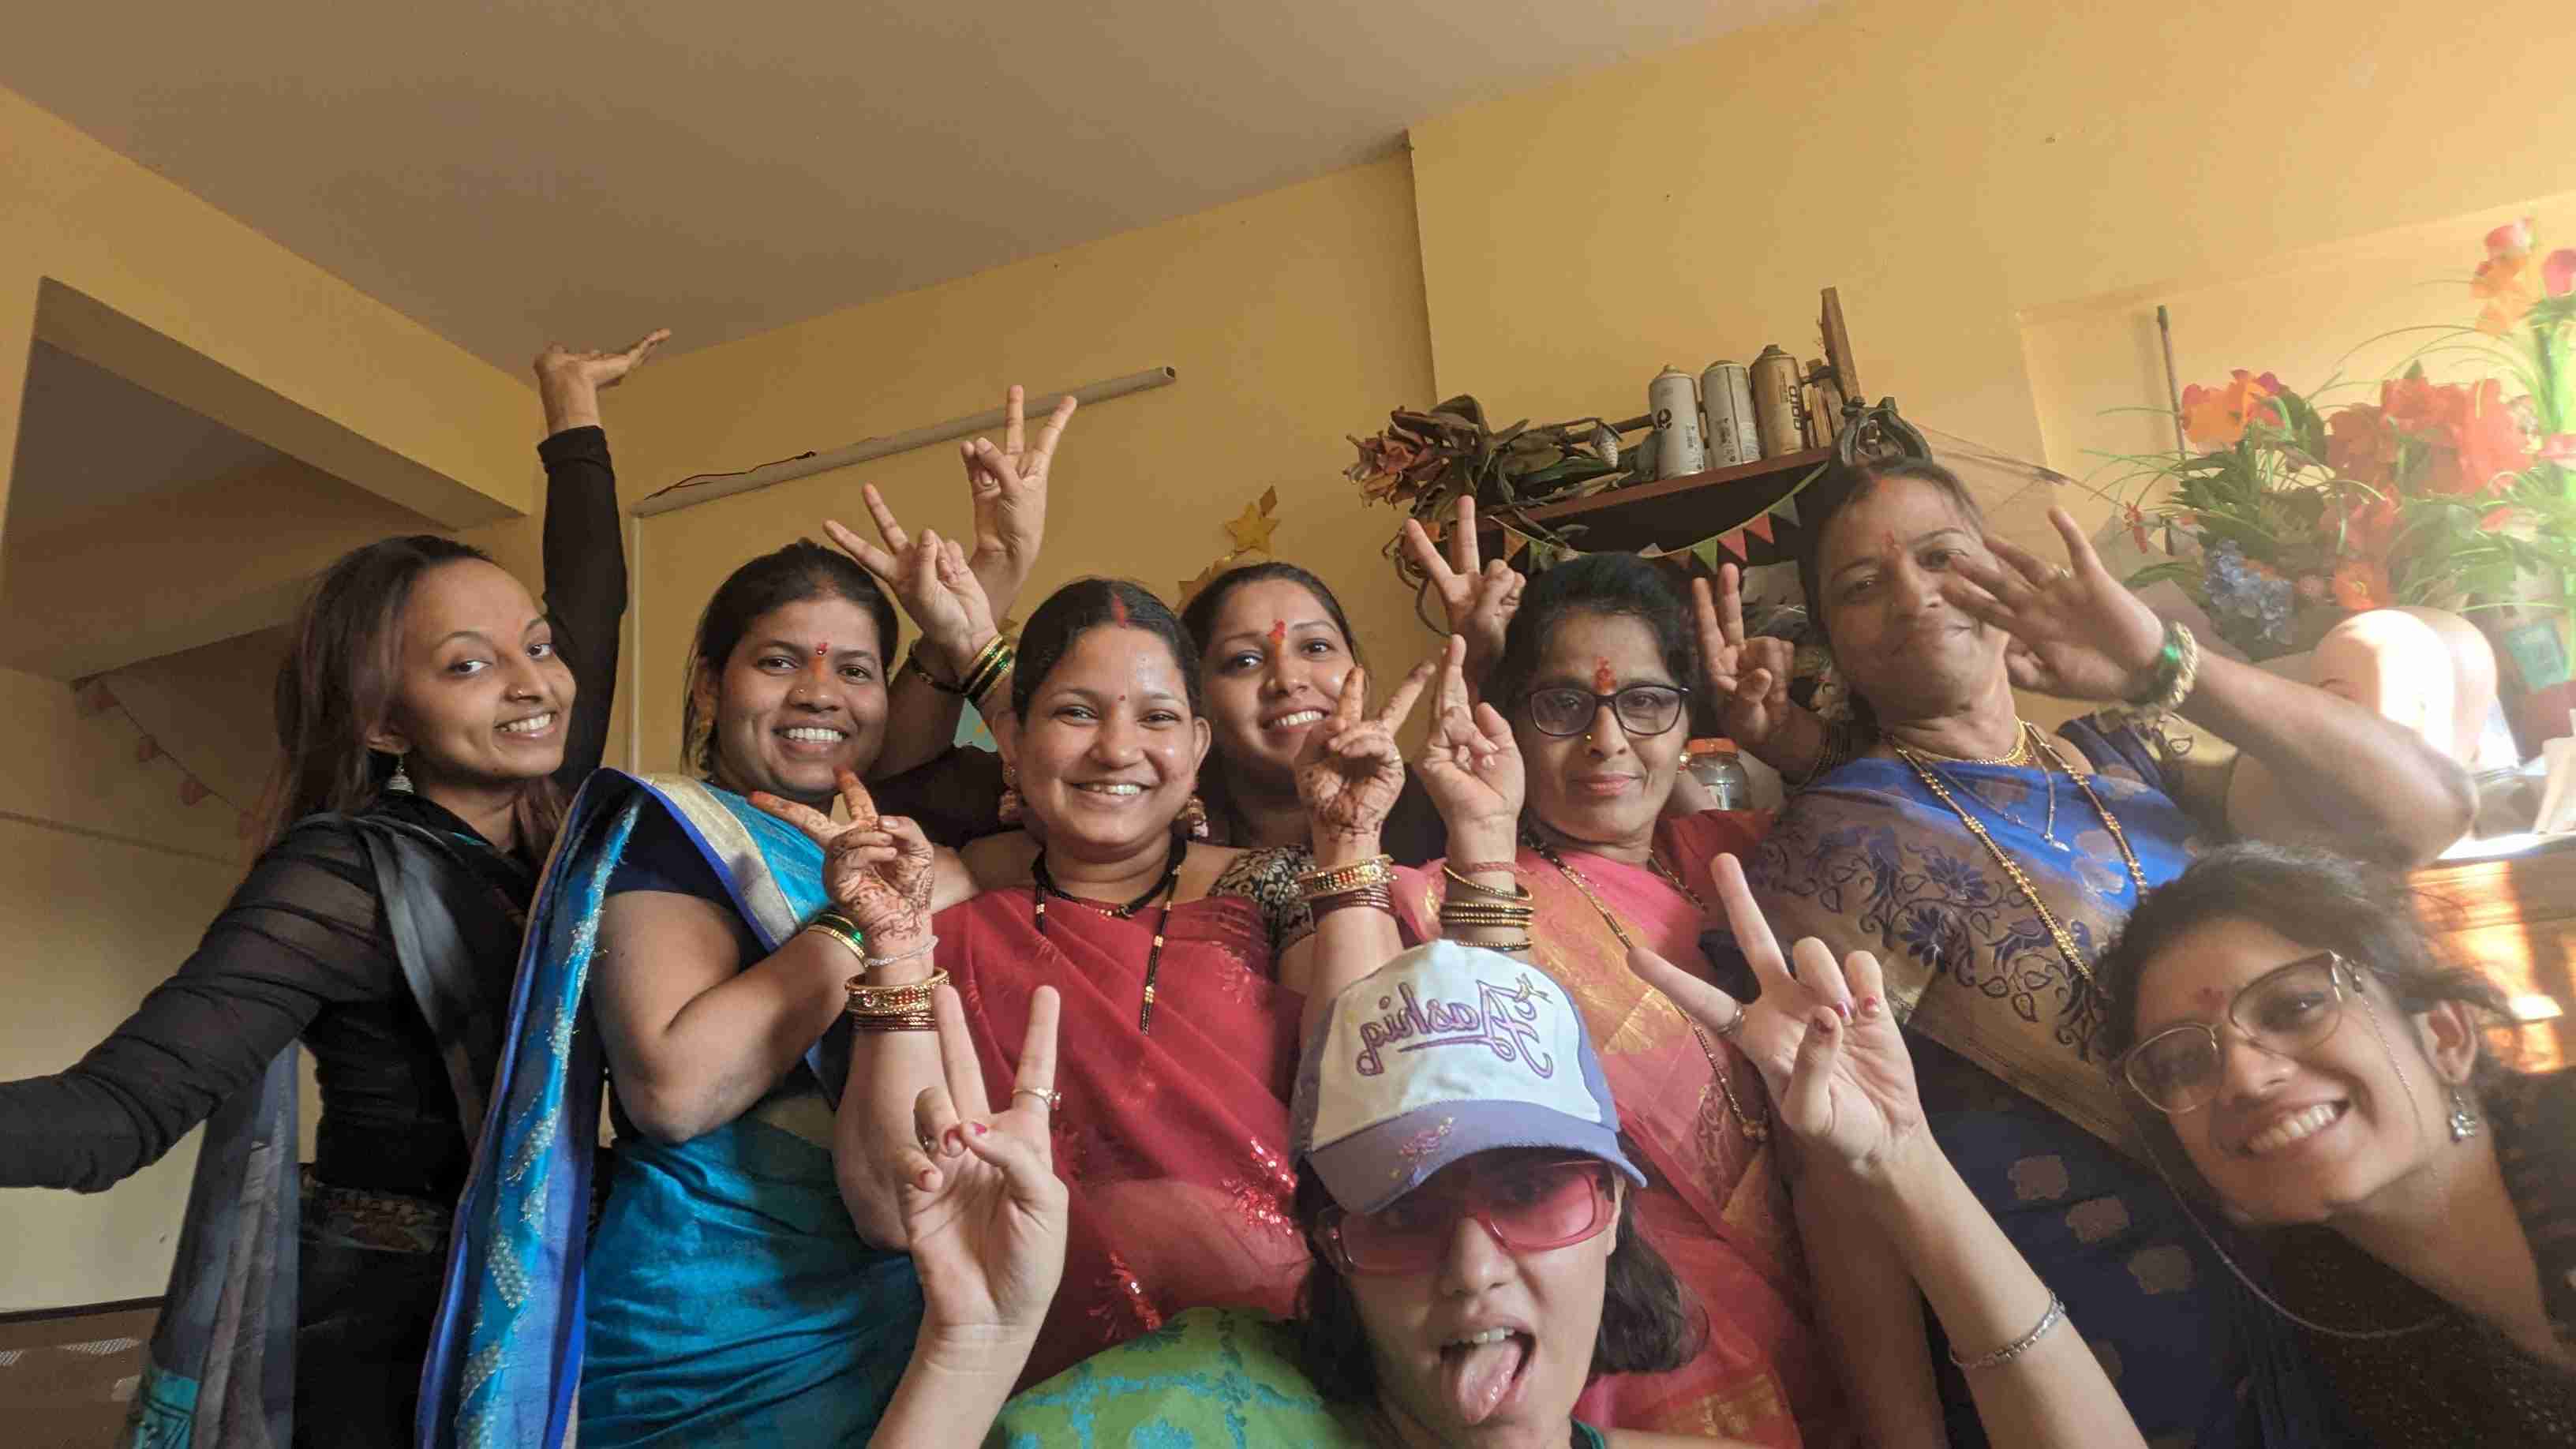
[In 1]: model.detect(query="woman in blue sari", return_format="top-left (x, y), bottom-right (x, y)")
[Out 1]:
top-left (421, 402), bottom-right (1073, 1447)
top-left (1723, 459), bottom-right (2470, 1447)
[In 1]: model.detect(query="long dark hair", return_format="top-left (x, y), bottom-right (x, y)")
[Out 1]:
top-left (681, 541), bottom-right (897, 777)
top-left (1179, 561), bottom-right (1361, 832)
top-left (2098, 842), bottom-right (2518, 1104)
top-left (1289, 1157), bottom-right (1701, 1403)
top-left (257, 534), bottom-right (569, 851)
top-left (1792, 457), bottom-right (1986, 734)
top-left (1012, 578), bottom-right (1202, 717)
top-left (1485, 552), bottom-right (1698, 724)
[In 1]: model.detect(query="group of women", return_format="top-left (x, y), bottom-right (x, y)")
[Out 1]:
top-left (1, 335), bottom-right (2567, 1449)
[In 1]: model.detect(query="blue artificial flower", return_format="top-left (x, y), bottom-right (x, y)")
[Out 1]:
top-left (2201, 540), bottom-right (2295, 646)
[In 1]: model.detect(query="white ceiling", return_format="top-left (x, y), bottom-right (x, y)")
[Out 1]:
top-left (2, 0), bottom-right (1811, 372)
top-left (6, 341), bottom-right (290, 533)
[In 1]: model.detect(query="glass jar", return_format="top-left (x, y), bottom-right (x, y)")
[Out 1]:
top-left (1684, 738), bottom-right (1751, 811)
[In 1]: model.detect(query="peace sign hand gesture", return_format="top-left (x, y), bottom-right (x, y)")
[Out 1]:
top-left (899, 984), bottom-right (1067, 1353)
top-left (753, 769), bottom-right (936, 949)
top-left (1296, 659), bottom-right (1436, 848)
top-left (1937, 507), bottom-right (2167, 704)
top-left (1402, 496), bottom-right (1523, 694)
top-left (823, 492), bottom-right (998, 679)
top-left (961, 385), bottom-right (1076, 620)
top-left (1628, 854), bottom-right (1926, 1182)
top-left (1412, 634), bottom-right (1524, 852)
top-left (1692, 564), bottom-right (1807, 758)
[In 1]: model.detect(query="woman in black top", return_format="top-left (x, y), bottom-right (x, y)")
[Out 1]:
top-left (0, 329), bottom-right (663, 1447)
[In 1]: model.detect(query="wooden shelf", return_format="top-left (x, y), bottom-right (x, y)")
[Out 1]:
top-left (1477, 447), bottom-right (1848, 567)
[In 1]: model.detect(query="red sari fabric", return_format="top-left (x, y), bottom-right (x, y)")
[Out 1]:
top-left (1394, 811), bottom-right (1847, 1448)
top-left (934, 886), bottom-right (1310, 1387)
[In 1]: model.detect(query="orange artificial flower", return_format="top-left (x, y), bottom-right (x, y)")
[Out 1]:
top-left (2180, 369), bottom-right (2283, 449)
top-left (2474, 254), bottom-right (2536, 335)
top-left (2331, 560), bottom-right (2392, 611)
top-left (2339, 494), bottom-right (2402, 559)
top-left (2326, 405), bottom-right (2396, 484)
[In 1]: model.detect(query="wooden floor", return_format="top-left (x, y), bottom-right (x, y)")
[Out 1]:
top-left (0, 1301), bottom-right (157, 1448)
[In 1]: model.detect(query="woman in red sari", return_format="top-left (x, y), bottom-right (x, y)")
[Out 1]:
top-left (1392, 552), bottom-right (1849, 1447)
top-left (827, 576), bottom-right (1430, 1385)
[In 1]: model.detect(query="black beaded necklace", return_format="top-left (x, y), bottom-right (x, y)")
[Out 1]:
top-left (1031, 832), bottom-right (1187, 1033)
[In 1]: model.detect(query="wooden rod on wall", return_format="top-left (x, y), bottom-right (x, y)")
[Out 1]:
top-left (633, 365), bottom-right (1178, 517)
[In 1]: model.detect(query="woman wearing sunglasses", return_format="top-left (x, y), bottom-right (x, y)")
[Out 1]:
top-left (1372, 552), bottom-right (1837, 1442)
top-left (871, 923), bottom-right (2145, 1447)
top-left (2095, 843), bottom-right (2574, 1443)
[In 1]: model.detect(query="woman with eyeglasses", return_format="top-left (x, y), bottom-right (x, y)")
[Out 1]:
top-left (1373, 552), bottom-right (1841, 1443)
top-left (2095, 843), bottom-right (2574, 1443)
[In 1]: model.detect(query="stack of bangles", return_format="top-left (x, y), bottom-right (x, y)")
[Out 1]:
top-left (1297, 854), bottom-right (1396, 922)
top-left (927, 635), bottom-right (1016, 716)
top-left (2129, 620), bottom-right (2200, 715)
top-left (844, 965), bottom-right (949, 1032)
top-left (1438, 860), bottom-right (1533, 953)
top-left (803, 910), bottom-right (867, 968)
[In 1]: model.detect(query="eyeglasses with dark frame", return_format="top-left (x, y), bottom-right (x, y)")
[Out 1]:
top-left (2120, 950), bottom-right (2375, 1116)
top-left (1521, 684), bottom-right (1690, 739)
top-left (1316, 1157), bottom-right (1618, 1275)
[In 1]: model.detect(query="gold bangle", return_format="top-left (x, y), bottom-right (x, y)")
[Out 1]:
top-left (845, 968), bottom-right (950, 1017)
top-left (957, 636), bottom-right (1013, 701)
top-left (1311, 885), bottom-right (1394, 919)
top-left (803, 919), bottom-right (868, 968)
top-left (1298, 855), bottom-right (1395, 898)
top-left (1442, 863), bottom-right (1532, 903)
top-left (851, 1011), bottom-right (938, 1034)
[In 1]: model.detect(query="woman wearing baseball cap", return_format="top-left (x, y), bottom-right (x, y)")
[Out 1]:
top-left (865, 885), bottom-right (2145, 1447)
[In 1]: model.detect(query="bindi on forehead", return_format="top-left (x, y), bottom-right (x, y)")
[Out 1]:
top-left (1269, 619), bottom-right (1288, 647)
top-left (1881, 528), bottom-right (1900, 556)
top-left (2193, 985), bottom-right (2226, 1012)
top-left (814, 642), bottom-right (831, 658)
top-left (1593, 657), bottom-right (1616, 693)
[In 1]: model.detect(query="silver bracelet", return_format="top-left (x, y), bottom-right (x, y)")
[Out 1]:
top-left (863, 935), bottom-right (938, 972)
top-left (1948, 1292), bottom-right (2065, 1371)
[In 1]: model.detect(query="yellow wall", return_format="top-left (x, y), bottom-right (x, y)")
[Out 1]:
top-left (601, 156), bottom-right (1438, 773)
top-left (0, 81), bottom-right (557, 1309)
top-left (1409, 0), bottom-right (2576, 519)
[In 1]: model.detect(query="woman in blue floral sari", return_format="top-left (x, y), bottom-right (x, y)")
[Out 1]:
top-left (1722, 459), bottom-right (2470, 1448)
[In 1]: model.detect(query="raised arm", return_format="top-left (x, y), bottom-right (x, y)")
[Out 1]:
top-left (1279, 657), bottom-right (1434, 1038)
top-left (1411, 635), bottom-right (1529, 954)
top-left (593, 773), bottom-right (937, 1147)
top-left (1634, 856), bottom-right (2147, 1449)
top-left (532, 330), bottom-right (665, 784)
top-left (1690, 564), bottom-right (1825, 784)
top-left (1942, 505), bottom-right (2472, 865)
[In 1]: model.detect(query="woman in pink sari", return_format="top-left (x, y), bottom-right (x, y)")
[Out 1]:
top-left (822, 577), bottom-right (1430, 1386)
top-left (1393, 552), bottom-right (1848, 1447)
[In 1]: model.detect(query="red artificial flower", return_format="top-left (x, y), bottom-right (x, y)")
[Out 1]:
top-left (2451, 378), bottom-right (2533, 495)
top-left (2340, 494), bottom-right (2402, 559)
top-left (2486, 217), bottom-right (2533, 261)
top-left (2124, 502), bottom-right (2155, 553)
top-left (2326, 404), bottom-right (2397, 483)
top-left (2547, 249), bottom-right (2576, 299)
top-left (2332, 560), bottom-right (2393, 611)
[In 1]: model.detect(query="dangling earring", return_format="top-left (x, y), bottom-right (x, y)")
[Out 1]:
top-left (387, 752), bottom-right (415, 794)
top-left (2447, 1085), bottom-right (2482, 1142)
top-left (1180, 792), bottom-right (1211, 841)
top-left (998, 760), bottom-right (1023, 826)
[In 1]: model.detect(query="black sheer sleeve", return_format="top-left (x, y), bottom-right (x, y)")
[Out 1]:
top-left (0, 822), bottom-right (396, 1193)
top-left (538, 425), bottom-right (626, 787)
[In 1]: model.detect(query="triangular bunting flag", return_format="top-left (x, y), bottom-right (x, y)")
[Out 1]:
top-left (1774, 496), bottom-right (1800, 528)
top-left (1499, 525), bottom-right (1533, 559)
top-left (1744, 512), bottom-right (1776, 545)
top-left (1636, 544), bottom-right (1666, 560)
top-left (1689, 537), bottom-right (1728, 572)
top-left (1719, 530), bottom-right (1749, 561)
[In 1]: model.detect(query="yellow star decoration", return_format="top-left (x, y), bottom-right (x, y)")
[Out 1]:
top-left (1181, 489), bottom-right (1285, 605)
top-left (1224, 486), bottom-right (1281, 554)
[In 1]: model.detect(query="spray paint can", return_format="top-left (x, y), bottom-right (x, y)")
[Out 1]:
top-left (1750, 345), bottom-right (1803, 459)
top-left (1649, 366), bottom-right (1707, 479)
top-left (1699, 360), bottom-right (1758, 466)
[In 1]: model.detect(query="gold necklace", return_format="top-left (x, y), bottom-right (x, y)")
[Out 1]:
top-left (1889, 730), bottom-right (2147, 991)
top-left (1528, 839), bottom-right (1767, 1144)
top-left (1896, 720), bottom-right (2034, 768)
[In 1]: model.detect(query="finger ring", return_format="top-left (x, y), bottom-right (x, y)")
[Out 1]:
top-left (2050, 565), bottom-right (2073, 584)
top-left (1012, 1087), bottom-right (1062, 1112)
top-left (1713, 1007), bottom-right (1750, 1043)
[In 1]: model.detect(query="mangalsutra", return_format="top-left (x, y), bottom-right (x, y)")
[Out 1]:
top-left (1920, 722), bottom-right (2069, 852)
top-left (1033, 837), bottom-right (1185, 1032)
